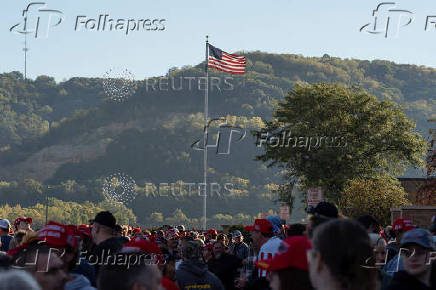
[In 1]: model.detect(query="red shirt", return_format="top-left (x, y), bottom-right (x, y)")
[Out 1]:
top-left (162, 277), bottom-right (179, 290)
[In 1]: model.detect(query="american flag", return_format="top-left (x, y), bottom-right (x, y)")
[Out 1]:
top-left (207, 44), bottom-right (246, 75)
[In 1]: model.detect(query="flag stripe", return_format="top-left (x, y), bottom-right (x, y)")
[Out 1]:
top-left (208, 57), bottom-right (245, 68)
top-left (208, 64), bottom-right (245, 74)
top-left (208, 61), bottom-right (245, 72)
top-left (223, 52), bottom-right (245, 60)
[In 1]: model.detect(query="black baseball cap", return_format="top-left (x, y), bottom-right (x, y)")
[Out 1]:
top-left (90, 211), bottom-right (116, 229)
top-left (307, 201), bottom-right (338, 218)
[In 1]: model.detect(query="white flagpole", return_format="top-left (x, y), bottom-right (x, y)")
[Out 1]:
top-left (203, 36), bottom-right (209, 231)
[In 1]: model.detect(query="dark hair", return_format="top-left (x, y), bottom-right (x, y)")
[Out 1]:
top-left (14, 230), bottom-right (27, 245)
top-left (0, 252), bottom-right (11, 270)
top-left (261, 232), bottom-right (274, 238)
top-left (274, 268), bottom-right (314, 290)
top-left (312, 219), bottom-right (376, 290)
top-left (180, 235), bottom-right (194, 242)
top-left (97, 253), bottom-right (157, 290)
top-left (287, 223), bottom-right (306, 237)
top-left (308, 215), bottom-right (331, 238)
top-left (357, 214), bottom-right (379, 233)
top-left (217, 233), bottom-right (227, 241)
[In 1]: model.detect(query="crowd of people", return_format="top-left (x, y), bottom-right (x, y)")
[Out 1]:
top-left (0, 202), bottom-right (434, 290)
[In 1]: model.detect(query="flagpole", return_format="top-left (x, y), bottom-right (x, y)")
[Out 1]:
top-left (202, 35), bottom-right (209, 231)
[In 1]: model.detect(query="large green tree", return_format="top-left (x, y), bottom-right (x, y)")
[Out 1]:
top-left (339, 174), bottom-right (411, 225)
top-left (256, 83), bottom-right (426, 202)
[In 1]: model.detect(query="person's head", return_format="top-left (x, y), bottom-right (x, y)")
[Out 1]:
top-left (216, 233), bottom-right (228, 246)
top-left (12, 242), bottom-right (68, 290)
top-left (35, 222), bottom-right (82, 273)
top-left (206, 229), bottom-right (218, 240)
top-left (267, 216), bottom-right (283, 236)
top-left (165, 230), bottom-right (180, 249)
top-left (181, 241), bottom-right (202, 261)
top-left (306, 202), bottom-right (338, 238)
top-left (357, 214), bottom-right (379, 233)
top-left (97, 252), bottom-right (162, 290)
top-left (374, 242), bottom-right (387, 265)
top-left (212, 240), bottom-right (225, 259)
top-left (392, 217), bottom-right (414, 244)
top-left (308, 219), bottom-right (375, 290)
top-left (399, 228), bottom-right (435, 278)
top-left (14, 217), bottom-right (32, 231)
top-left (245, 219), bottom-right (274, 249)
top-left (91, 211), bottom-right (116, 244)
top-left (232, 230), bottom-right (243, 243)
top-left (287, 223), bottom-right (306, 237)
top-left (190, 231), bottom-right (199, 240)
top-left (177, 225), bottom-right (185, 233)
top-left (0, 269), bottom-right (41, 290)
top-left (114, 224), bottom-right (123, 237)
top-left (269, 269), bottom-right (314, 290)
top-left (177, 235), bottom-right (194, 258)
top-left (256, 236), bottom-right (314, 290)
top-left (0, 219), bottom-right (11, 235)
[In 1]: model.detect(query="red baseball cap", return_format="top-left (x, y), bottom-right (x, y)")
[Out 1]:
top-left (132, 227), bottom-right (142, 234)
top-left (77, 225), bottom-right (92, 238)
top-left (244, 219), bottom-right (273, 234)
top-left (122, 239), bottom-right (162, 254)
top-left (36, 221), bottom-right (67, 247)
top-left (14, 217), bottom-right (32, 229)
top-left (206, 229), bottom-right (218, 235)
top-left (255, 236), bottom-right (312, 271)
top-left (65, 225), bottom-right (81, 250)
top-left (392, 217), bottom-right (414, 232)
top-left (122, 239), bottom-right (164, 264)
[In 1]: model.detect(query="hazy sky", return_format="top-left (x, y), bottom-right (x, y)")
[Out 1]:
top-left (2, 0), bottom-right (436, 81)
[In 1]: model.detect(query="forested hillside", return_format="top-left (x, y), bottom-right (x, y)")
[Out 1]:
top-left (0, 52), bottom-right (434, 227)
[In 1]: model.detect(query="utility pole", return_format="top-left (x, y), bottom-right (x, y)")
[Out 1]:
top-left (24, 33), bottom-right (28, 80)
top-left (45, 185), bottom-right (51, 224)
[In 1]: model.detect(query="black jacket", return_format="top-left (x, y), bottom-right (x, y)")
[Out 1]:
top-left (176, 259), bottom-right (224, 290)
top-left (386, 270), bottom-right (431, 290)
top-left (91, 237), bottom-right (124, 276)
top-left (208, 254), bottom-right (242, 290)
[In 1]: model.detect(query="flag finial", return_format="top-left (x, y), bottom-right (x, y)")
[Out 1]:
top-left (206, 35), bottom-right (209, 43)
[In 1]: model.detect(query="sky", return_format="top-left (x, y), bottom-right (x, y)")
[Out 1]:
top-left (2, 0), bottom-right (436, 82)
